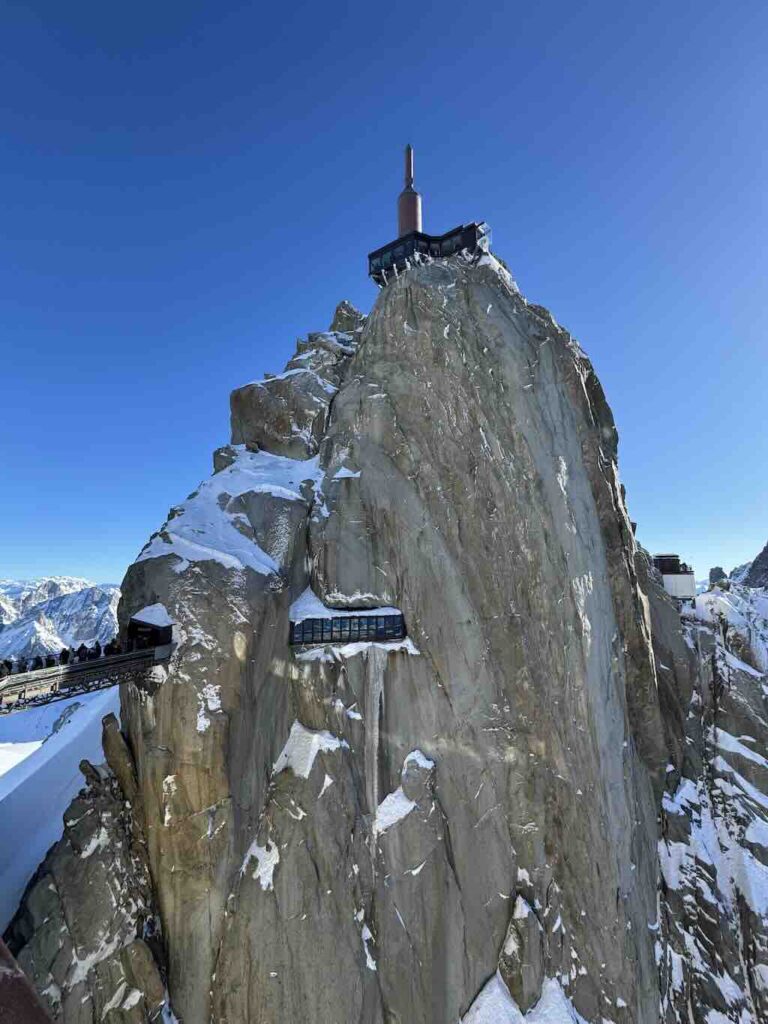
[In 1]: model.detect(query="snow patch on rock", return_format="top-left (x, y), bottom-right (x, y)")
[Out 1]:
top-left (289, 587), bottom-right (401, 621)
top-left (131, 603), bottom-right (175, 628)
top-left (241, 839), bottom-right (280, 891)
top-left (273, 721), bottom-right (348, 780)
top-left (462, 974), bottom-right (587, 1024)
top-left (295, 636), bottom-right (420, 663)
top-left (374, 748), bottom-right (435, 836)
top-left (137, 447), bottom-right (322, 576)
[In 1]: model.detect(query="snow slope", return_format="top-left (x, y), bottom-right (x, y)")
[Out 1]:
top-left (0, 688), bottom-right (119, 930)
top-left (137, 446), bottom-right (323, 575)
top-left (691, 582), bottom-right (768, 672)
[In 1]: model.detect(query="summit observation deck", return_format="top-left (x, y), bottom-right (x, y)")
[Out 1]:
top-left (367, 223), bottom-right (488, 286)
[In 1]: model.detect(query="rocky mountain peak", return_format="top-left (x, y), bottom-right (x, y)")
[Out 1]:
top-left (7, 252), bottom-right (768, 1024)
top-left (0, 577), bottom-right (119, 662)
top-left (744, 538), bottom-right (768, 588)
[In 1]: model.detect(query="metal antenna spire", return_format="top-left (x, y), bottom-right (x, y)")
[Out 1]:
top-left (398, 144), bottom-right (422, 236)
top-left (404, 143), bottom-right (414, 188)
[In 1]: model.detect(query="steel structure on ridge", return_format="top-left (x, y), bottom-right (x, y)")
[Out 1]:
top-left (367, 145), bottom-right (487, 285)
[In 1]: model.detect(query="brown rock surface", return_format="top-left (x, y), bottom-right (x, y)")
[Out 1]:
top-left (5, 719), bottom-right (166, 1023)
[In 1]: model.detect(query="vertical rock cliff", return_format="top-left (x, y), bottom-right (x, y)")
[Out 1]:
top-left (7, 250), bottom-right (768, 1023)
top-left (119, 252), bottom-right (665, 1024)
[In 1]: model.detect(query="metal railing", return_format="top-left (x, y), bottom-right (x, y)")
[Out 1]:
top-left (0, 645), bottom-right (172, 714)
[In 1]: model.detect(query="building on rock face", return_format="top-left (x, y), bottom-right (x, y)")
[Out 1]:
top-left (653, 553), bottom-right (696, 600)
top-left (367, 145), bottom-right (489, 285)
top-left (288, 587), bottom-right (406, 645)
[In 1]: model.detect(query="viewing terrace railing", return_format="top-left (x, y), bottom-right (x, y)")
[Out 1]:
top-left (0, 645), bottom-right (172, 715)
top-left (367, 222), bottom-right (489, 286)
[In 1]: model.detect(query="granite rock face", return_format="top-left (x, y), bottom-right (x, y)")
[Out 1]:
top-left (10, 256), bottom-right (768, 1023)
top-left (654, 580), bottom-right (768, 1022)
top-left (115, 259), bottom-right (667, 1024)
top-left (744, 539), bottom-right (768, 588)
top-left (229, 309), bottom-right (364, 459)
top-left (5, 717), bottom-right (166, 1023)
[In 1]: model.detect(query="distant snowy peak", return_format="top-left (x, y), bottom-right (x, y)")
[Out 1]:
top-left (0, 576), bottom-right (94, 614)
top-left (0, 593), bottom-right (17, 627)
top-left (0, 577), bottom-right (120, 662)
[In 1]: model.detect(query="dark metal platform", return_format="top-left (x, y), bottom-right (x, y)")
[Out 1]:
top-left (367, 222), bottom-right (488, 285)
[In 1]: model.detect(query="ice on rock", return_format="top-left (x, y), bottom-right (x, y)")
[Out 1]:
top-left (295, 636), bottom-right (420, 663)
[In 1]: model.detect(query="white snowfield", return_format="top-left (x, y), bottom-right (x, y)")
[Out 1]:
top-left (137, 447), bottom-right (323, 576)
top-left (0, 688), bottom-right (119, 931)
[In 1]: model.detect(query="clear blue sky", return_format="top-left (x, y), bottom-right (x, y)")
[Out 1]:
top-left (1, 1), bottom-right (765, 584)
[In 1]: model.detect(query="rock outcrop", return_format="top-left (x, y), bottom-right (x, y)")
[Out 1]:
top-left (9, 249), bottom-right (768, 1023)
top-left (5, 715), bottom-right (167, 1022)
top-left (730, 561), bottom-right (753, 584)
top-left (744, 539), bottom-right (768, 588)
top-left (110, 253), bottom-right (666, 1024)
top-left (655, 581), bottom-right (768, 1022)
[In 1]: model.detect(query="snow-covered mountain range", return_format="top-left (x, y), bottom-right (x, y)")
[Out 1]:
top-left (0, 577), bottom-right (119, 662)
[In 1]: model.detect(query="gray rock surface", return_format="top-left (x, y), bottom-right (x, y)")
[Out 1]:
top-left (10, 258), bottom-right (768, 1023)
top-left (115, 262), bottom-right (666, 1023)
top-left (656, 587), bottom-right (768, 1022)
top-left (744, 539), bottom-right (768, 587)
top-left (5, 717), bottom-right (166, 1022)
